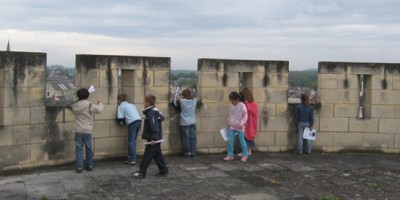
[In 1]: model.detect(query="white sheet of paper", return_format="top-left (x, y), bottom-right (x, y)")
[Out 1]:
top-left (143, 139), bottom-right (164, 146)
top-left (220, 127), bottom-right (229, 141)
top-left (88, 85), bottom-right (95, 93)
top-left (303, 128), bottom-right (317, 140)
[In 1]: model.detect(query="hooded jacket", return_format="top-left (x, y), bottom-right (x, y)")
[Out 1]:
top-left (142, 106), bottom-right (165, 141)
top-left (71, 100), bottom-right (104, 133)
top-left (178, 98), bottom-right (197, 126)
top-left (244, 100), bottom-right (259, 141)
top-left (228, 102), bottom-right (248, 132)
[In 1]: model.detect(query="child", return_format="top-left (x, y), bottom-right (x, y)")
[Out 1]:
top-left (224, 91), bottom-right (248, 162)
top-left (242, 88), bottom-right (258, 156)
top-left (133, 94), bottom-right (168, 179)
top-left (116, 93), bottom-right (142, 165)
top-left (295, 94), bottom-right (314, 155)
top-left (175, 89), bottom-right (197, 158)
top-left (71, 88), bottom-right (104, 173)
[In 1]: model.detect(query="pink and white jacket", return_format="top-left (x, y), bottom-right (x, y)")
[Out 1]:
top-left (228, 102), bottom-right (248, 132)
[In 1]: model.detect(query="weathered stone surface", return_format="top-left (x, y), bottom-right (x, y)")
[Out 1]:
top-left (385, 91), bottom-right (400, 105)
top-left (12, 125), bottom-right (30, 145)
top-left (99, 69), bottom-right (118, 87)
top-left (395, 134), bottom-right (400, 148)
top-left (338, 74), bottom-right (359, 89)
top-left (110, 121), bottom-right (128, 137)
top-left (343, 90), bottom-right (359, 104)
top-left (154, 70), bottom-right (170, 87)
top-left (0, 144), bottom-right (31, 166)
top-left (269, 73), bottom-right (289, 88)
top-left (319, 117), bottom-right (348, 132)
top-left (144, 87), bottom-right (170, 102)
top-left (371, 105), bottom-right (395, 118)
top-left (198, 72), bottom-right (218, 87)
top-left (94, 104), bottom-right (117, 120)
top-left (213, 103), bottom-right (229, 117)
top-left (364, 133), bottom-right (394, 148)
top-left (198, 103), bottom-right (214, 117)
top-left (333, 132), bottom-right (363, 147)
top-left (80, 68), bottom-right (100, 87)
top-left (319, 74), bottom-right (338, 89)
top-left (349, 118), bottom-right (378, 132)
top-left (275, 103), bottom-right (287, 116)
top-left (371, 90), bottom-right (386, 104)
top-left (334, 104), bottom-right (358, 118)
top-left (3, 107), bottom-right (30, 125)
top-left (196, 131), bottom-right (215, 149)
top-left (275, 132), bottom-right (295, 146)
top-left (255, 131), bottom-right (275, 147)
top-left (263, 117), bottom-right (289, 132)
top-left (30, 106), bottom-right (46, 124)
top-left (198, 116), bottom-right (227, 133)
top-left (0, 126), bottom-right (13, 146)
top-left (265, 88), bottom-right (287, 103)
top-left (313, 132), bottom-right (333, 147)
top-left (392, 76), bottom-right (400, 90)
top-left (92, 120), bottom-right (111, 138)
top-left (319, 89), bottom-right (344, 103)
top-left (318, 104), bottom-right (333, 117)
top-left (371, 76), bottom-right (392, 90)
top-left (94, 137), bottom-right (126, 155)
top-left (379, 119), bottom-right (400, 133)
top-left (199, 88), bottom-right (228, 102)
top-left (28, 67), bottom-right (45, 87)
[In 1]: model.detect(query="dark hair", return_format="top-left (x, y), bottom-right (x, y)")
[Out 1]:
top-left (77, 88), bottom-right (89, 100)
top-left (242, 88), bottom-right (254, 103)
top-left (145, 94), bottom-right (156, 106)
top-left (229, 91), bottom-right (241, 101)
top-left (118, 93), bottom-right (128, 102)
top-left (301, 94), bottom-right (309, 105)
top-left (181, 89), bottom-right (192, 99)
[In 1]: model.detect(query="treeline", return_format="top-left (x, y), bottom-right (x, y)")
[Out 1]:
top-left (289, 70), bottom-right (318, 90)
top-left (170, 70), bottom-right (197, 81)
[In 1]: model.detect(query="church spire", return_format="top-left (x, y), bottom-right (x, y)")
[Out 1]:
top-left (6, 39), bottom-right (10, 52)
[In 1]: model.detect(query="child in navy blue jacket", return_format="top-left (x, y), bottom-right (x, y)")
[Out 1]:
top-left (133, 94), bottom-right (168, 179)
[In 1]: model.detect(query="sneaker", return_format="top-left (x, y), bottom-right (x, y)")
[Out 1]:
top-left (240, 157), bottom-right (248, 162)
top-left (76, 167), bottom-right (82, 173)
top-left (133, 172), bottom-right (145, 179)
top-left (84, 166), bottom-right (93, 171)
top-left (156, 170), bottom-right (169, 176)
top-left (237, 153), bottom-right (242, 157)
top-left (190, 155), bottom-right (196, 159)
top-left (223, 156), bottom-right (234, 161)
top-left (183, 154), bottom-right (190, 158)
top-left (124, 160), bottom-right (136, 165)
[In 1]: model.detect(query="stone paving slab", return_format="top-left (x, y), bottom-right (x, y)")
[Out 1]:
top-left (0, 152), bottom-right (400, 199)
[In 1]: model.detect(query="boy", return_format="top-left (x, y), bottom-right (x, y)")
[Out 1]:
top-left (71, 88), bottom-right (104, 173)
top-left (116, 93), bottom-right (142, 165)
top-left (174, 89), bottom-right (197, 158)
top-left (133, 94), bottom-right (168, 179)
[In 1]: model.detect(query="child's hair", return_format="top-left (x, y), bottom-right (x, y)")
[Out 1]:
top-left (229, 91), bottom-right (241, 101)
top-left (145, 94), bottom-right (156, 106)
top-left (242, 88), bottom-right (254, 103)
top-left (77, 88), bottom-right (90, 100)
top-left (118, 93), bottom-right (128, 102)
top-left (301, 94), bottom-right (309, 105)
top-left (181, 89), bottom-right (192, 99)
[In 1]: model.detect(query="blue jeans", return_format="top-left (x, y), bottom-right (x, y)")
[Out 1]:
top-left (75, 132), bottom-right (93, 168)
top-left (228, 129), bottom-right (248, 157)
top-left (181, 124), bottom-right (197, 156)
top-left (127, 120), bottom-right (142, 161)
top-left (297, 122), bottom-right (312, 154)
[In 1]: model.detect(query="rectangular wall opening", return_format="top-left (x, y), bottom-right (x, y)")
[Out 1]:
top-left (358, 74), bottom-right (372, 119)
top-left (239, 72), bottom-right (253, 90)
top-left (118, 68), bottom-right (136, 103)
top-left (45, 65), bottom-right (76, 106)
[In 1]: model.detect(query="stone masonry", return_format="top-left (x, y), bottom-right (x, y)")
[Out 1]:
top-left (1, 50), bottom-right (400, 172)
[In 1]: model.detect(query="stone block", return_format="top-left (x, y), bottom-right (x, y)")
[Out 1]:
top-left (319, 117), bottom-right (348, 132)
top-left (30, 107), bottom-right (46, 124)
top-left (59, 122), bottom-right (75, 140)
top-left (263, 117), bottom-right (289, 132)
top-left (266, 89), bottom-right (287, 103)
top-left (214, 103), bottom-right (229, 117)
top-left (254, 131), bottom-right (275, 147)
top-left (349, 118), bottom-right (378, 132)
top-left (133, 69), bottom-right (146, 87)
top-left (94, 104), bottom-right (116, 120)
top-left (12, 125), bottom-right (30, 145)
top-left (198, 72), bottom-right (218, 87)
top-left (318, 104), bottom-right (333, 117)
top-left (121, 70), bottom-right (135, 87)
top-left (395, 134), bottom-right (400, 148)
top-left (64, 107), bottom-right (75, 122)
top-left (253, 88), bottom-right (267, 103)
top-left (3, 107), bottom-right (30, 125)
top-left (154, 70), bottom-right (170, 87)
top-left (199, 88), bottom-right (228, 102)
top-left (333, 132), bottom-right (363, 147)
top-left (144, 87), bottom-right (170, 103)
top-left (395, 106), bottom-right (400, 119)
top-left (110, 121), bottom-right (129, 137)
top-left (364, 133), bottom-right (393, 148)
top-left (319, 74), bottom-right (338, 89)
top-left (132, 87), bottom-right (145, 104)
top-left (87, 87), bottom-right (112, 104)
top-left (269, 73), bottom-right (289, 88)
top-left (28, 67), bottom-right (46, 87)
top-left (196, 132), bottom-right (215, 148)
top-left (92, 120), bottom-right (110, 138)
top-left (30, 124), bottom-right (51, 144)
top-left (74, 68), bottom-right (82, 87)
top-left (371, 105), bottom-right (395, 118)
top-left (2, 88), bottom-right (16, 107)
top-left (30, 143), bottom-right (48, 162)
top-left (334, 104), bottom-right (358, 118)
top-left (214, 131), bottom-right (227, 148)
top-left (0, 145), bottom-right (31, 165)
top-left (379, 119), bottom-right (400, 133)
top-left (80, 69), bottom-right (100, 87)
top-left (343, 90), bottom-right (359, 104)
top-left (198, 116), bottom-right (227, 133)
top-left (385, 91), bottom-right (400, 105)
top-left (319, 89), bottom-right (344, 104)
top-left (250, 72), bottom-right (265, 88)
top-left (348, 63), bottom-right (384, 75)
top-left (260, 104), bottom-right (275, 117)
top-left (312, 131), bottom-right (332, 147)
top-left (275, 103), bottom-right (287, 116)
top-left (275, 132), bottom-right (295, 146)
top-left (393, 76), bottom-right (400, 90)
top-left (226, 72), bottom-right (240, 87)
top-left (99, 69), bottom-right (118, 87)
top-left (94, 137), bottom-right (126, 155)
top-left (0, 126), bottom-right (13, 146)
top-left (371, 90), bottom-right (386, 105)
top-left (371, 76), bottom-right (392, 90)
top-left (4, 68), bottom-right (28, 88)
top-left (338, 74), bottom-right (359, 89)
top-left (198, 103), bottom-right (214, 117)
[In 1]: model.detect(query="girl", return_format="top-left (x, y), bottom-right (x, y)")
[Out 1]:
top-left (294, 94), bottom-right (314, 155)
top-left (242, 88), bottom-right (258, 156)
top-left (224, 91), bottom-right (248, 162)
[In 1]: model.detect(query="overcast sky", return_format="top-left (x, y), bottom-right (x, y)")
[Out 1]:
top-left (1, 0), bottom-right (399, 70)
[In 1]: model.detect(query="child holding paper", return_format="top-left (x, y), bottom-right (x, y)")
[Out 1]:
top-left (224, 91), bottom-right (248, 162)
top-left (133, 94), bottom-right (168, 179)
top-left (294, 94), bottom-right (314, 155)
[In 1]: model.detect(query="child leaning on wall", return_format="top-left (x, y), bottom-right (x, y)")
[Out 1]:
top-left (71, 88), bottom-right (104, 173)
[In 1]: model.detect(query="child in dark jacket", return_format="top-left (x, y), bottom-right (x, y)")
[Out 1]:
top-left (133, 94), bottom-right (168, 179)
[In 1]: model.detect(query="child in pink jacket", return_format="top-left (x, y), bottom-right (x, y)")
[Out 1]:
top-left (224, 91), bottom-right (248, 162)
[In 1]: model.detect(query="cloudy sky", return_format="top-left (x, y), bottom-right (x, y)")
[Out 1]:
top-left (1, 0), bottom-right (399, 70)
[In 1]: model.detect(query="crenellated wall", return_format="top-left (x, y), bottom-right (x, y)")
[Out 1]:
top-left (0, 50), bottom-right (399, 171)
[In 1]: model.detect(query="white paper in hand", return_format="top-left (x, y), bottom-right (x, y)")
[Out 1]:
top-left (88, 85), bottom-right (95, 93)
top-left (220, 127), bottom-right (229, 141)
top-left (303, 128), bottom-right (317, 140)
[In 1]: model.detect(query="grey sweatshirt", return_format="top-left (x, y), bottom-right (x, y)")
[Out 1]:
top-left (71, 100), bottom-right (104, 133)
top-left (180, 98), bottom-right (197, 126)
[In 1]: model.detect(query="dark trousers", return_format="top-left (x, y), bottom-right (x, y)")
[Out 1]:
top-left (139, 143), bottom-right (168, 175)
top-left (181, 124), bottom-right (197, 156)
